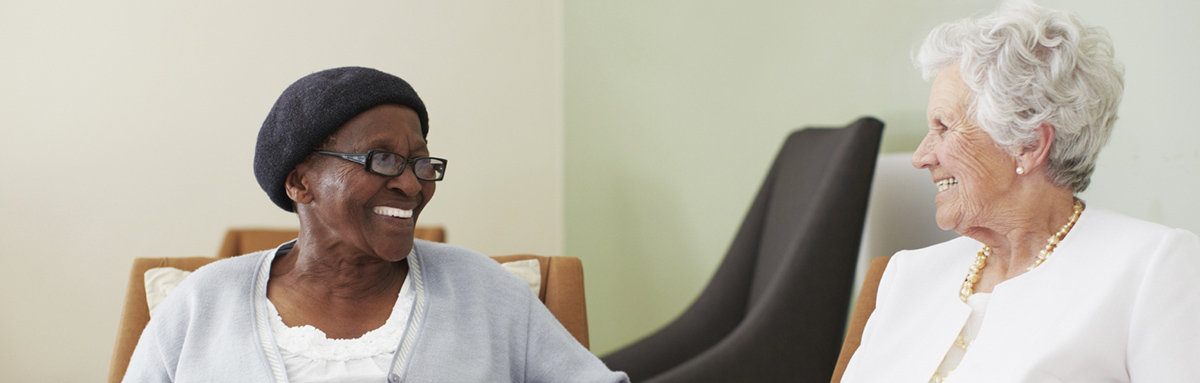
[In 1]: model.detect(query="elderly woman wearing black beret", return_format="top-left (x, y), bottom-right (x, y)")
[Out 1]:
top-left (123, 67), bottom-right (628, 383)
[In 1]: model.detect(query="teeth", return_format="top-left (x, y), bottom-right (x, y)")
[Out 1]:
top-left (373, 206), bottom-right (412, 219)
top-left (936, 178), bottom-right (958, 192)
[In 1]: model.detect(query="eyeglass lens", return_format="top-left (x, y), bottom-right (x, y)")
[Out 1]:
top-left (370, 151), bottom-right (446, 180)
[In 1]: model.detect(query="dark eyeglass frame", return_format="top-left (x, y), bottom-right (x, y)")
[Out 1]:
top-left (315, 150), bottom-right (448, 181)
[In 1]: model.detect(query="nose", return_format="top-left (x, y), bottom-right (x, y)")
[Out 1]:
top-left (386, 166), bottom-right (423, 196)
top-left (911, 134), bottom-right (937, 169)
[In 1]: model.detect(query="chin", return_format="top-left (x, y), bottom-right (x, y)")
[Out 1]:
top-left (376, 241), bottom-right (414, 262)
top-left (933, 208), bottom-right (958, 231)
top-left (936, 221), bottom-right (956, 232)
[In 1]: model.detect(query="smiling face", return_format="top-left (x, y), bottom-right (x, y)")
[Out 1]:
top-left (912, 65), bottom-right (1018, 234)
top-left (291, 104), bottom-right (435, 261)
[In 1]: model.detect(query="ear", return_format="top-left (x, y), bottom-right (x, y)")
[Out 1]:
top-left (284, 162), bottom-right (315, 206)
top-left (1018, 123), bottom-right (1055, 172)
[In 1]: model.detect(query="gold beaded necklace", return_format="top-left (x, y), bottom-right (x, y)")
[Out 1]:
top-left (935, 199), bottom-right (1085, 382)
top-left (958, 199), bottom-right (1084, 302)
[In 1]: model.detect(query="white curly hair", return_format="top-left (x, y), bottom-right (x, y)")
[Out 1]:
top-left (916, 0), bottom-right (1124, 193)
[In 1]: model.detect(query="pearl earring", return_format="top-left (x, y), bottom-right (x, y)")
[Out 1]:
top-left (1016, 166), bottom-right (1025, 175)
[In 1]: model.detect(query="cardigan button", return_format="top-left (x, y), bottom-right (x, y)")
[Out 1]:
top-left (388, 373), bottom-right (400, 383)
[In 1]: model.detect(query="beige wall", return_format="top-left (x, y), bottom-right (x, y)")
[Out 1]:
top-left (0, 1), bottom-right (563, 380)
top-left (566, 0), bottom-right (1200, 356)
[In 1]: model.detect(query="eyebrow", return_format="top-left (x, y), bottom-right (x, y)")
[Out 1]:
top-left (408, 140), bottom-right (429, 154)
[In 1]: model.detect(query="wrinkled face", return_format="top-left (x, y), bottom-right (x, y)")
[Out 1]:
top-left (295, 104), bottom-right (435, 261)
top-left (912, 65), bottom-right (1016, 233)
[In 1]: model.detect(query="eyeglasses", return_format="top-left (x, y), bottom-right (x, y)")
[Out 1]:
top-left (316, 150), bottom-right (448, 181)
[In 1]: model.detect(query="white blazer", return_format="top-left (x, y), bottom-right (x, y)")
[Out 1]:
top-left (841, 207), bottom-right (1200, 383)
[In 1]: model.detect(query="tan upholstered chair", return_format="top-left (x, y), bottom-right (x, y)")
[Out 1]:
top-left (829, 255), bottom-right (891, 383)
top-left (601, 119), bottom-right (884, 383)
top-left (215, 227), bottom-right (447, 259)
top-left (108, 228), bottom-right (590, 383)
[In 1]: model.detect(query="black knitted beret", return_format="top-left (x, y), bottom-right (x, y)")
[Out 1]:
top-left (254, 66), bottom-right (429, 212)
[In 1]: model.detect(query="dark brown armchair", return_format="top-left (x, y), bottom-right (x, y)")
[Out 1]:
top-left (601, 118), bottom-right (884, 382)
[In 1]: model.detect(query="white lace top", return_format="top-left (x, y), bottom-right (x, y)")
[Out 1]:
top-left (267, 274), bottom-right (414, 383)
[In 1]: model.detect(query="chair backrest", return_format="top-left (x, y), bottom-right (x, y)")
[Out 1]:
top-left (108, 257), bottom-right (227, 383)
top-left (108, 228), bottom-right (588, 383)
top-left (828, 152), bottom-right (954, 382)
top-left (492, 254), bottom-right (590, 348)
top-left (829, 255), bottom-right (890, 383)
top-left (601, 117), bottom-right (884, 382)
top-left (217, 227), bottom-right (447, 258)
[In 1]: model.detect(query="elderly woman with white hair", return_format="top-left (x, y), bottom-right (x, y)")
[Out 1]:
top-left (841, 2), bottom-right (1200, 382)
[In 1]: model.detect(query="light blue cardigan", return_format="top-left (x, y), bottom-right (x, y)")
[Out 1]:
top-left (123, 239), bottom-right (628, 383)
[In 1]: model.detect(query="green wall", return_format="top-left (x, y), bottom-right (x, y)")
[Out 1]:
top-left (566, 0), bottom-right (1200, 355)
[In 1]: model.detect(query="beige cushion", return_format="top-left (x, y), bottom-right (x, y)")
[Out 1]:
top-left (499, 259), bottom-right (541, 296)
top-left (144, 267), bottom-right (192, 316)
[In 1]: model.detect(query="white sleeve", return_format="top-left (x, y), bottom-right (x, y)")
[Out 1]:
top-left (1127, 229), bottom-right (1200, 382)
top-left (839, 253), bottom-right (905, 383)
